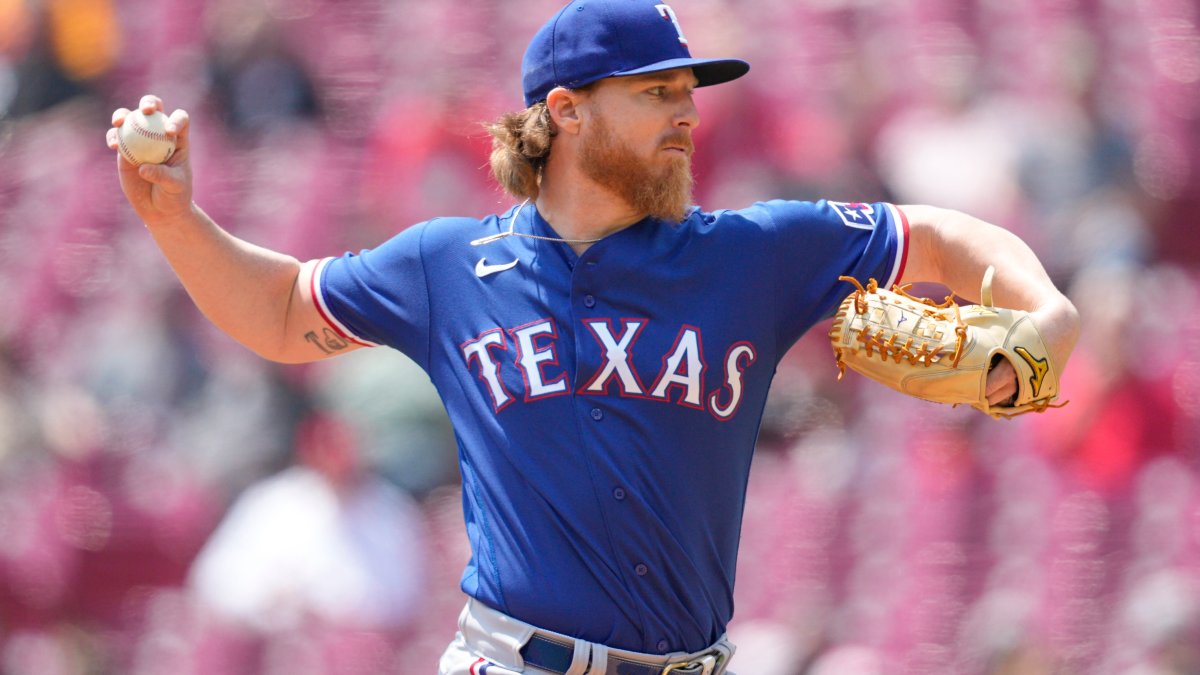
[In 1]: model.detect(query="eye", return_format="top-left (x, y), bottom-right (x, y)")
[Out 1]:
top-left (647, 86), bottom-right (667, 98)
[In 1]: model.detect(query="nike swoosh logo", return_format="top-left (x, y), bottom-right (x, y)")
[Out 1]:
top-left (475, 258), bottom-right (519, 278)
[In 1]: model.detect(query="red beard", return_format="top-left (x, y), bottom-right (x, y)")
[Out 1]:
top-left (579, 113), bottom-right (695, 223)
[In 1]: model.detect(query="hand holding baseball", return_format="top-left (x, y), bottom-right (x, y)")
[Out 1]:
top-left (117, 108), bottom-right (175, 166)
top-left (107, 94), bottom-right (193, 225)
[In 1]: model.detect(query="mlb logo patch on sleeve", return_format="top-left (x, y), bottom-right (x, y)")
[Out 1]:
top-left (829, 202), bottom-right (878, 230)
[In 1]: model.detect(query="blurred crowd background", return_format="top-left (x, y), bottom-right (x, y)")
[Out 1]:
top-left (1, 0), bottom-right (1199, 673)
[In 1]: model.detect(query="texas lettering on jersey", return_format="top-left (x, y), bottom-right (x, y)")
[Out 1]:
top-left (461, 318), bottom-right (758, 421)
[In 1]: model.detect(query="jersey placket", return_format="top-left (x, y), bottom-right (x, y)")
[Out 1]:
top-left (567, 235), bottom-right (667, 649)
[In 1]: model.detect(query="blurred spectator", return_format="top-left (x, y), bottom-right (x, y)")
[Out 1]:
top-left (1, 0), bottom-right (119, 118)
top-left (202, 0), bottom-right (320, 137)
top-left (308, 337), bottom-right (458, 497)
top-left (873, 25), bottom-right (1026, 228)
top-left (187, 410), bottom-right (426, 634)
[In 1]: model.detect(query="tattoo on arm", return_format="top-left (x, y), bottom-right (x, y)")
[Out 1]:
top-left (304, 328), bottom-right (350, 355)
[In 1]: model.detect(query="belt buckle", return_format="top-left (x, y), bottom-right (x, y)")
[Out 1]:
top-left (661, 653), bottom-right (718, 675)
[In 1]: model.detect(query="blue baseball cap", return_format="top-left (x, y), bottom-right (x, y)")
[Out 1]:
top-left (521, 0), bottom-right (750, 106)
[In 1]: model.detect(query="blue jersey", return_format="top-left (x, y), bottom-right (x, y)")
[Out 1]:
top-left (312, 199), bottom-right (908, 653)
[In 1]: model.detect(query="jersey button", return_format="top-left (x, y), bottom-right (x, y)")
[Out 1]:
top-left (590, 408), bottom-right (604, 421)
top-left (612, 487), bottom-right (626, 500)
top-left (656, 640), bottom-right (669, 652)
top-left (583, 294), bottom-right (596, 308)
top-left (635, 563), bottom-right (648, 576)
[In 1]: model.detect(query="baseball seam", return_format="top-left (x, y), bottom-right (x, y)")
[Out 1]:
top-left (117, 134), bottom-right (141, 166)
top-left (130, 117), bottom-right (169, 142)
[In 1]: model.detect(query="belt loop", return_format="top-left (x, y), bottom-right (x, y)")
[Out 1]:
top-left (567, 640), bottom-right (591, 675)
top-left (587, 643), bottom-right (608, 674)
top-left (714, 636), bottom-right (735, 674)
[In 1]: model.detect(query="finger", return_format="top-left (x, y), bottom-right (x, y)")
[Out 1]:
top-left (985, 371), bottom-right (1014, 398)
top-left (116, 150), bottom-right (141, 177)
top-left (987, 382), bottom-right (1017, 407)
top-left (106, 127), bottom-right (119, 150)
top-left (165, 108), bottom-right (189, 142)
top-left (139, 94), bottom-right (164, 114)
top-left (985, 360), bottom-right (1018, 405)
top-left (138, 163), bottom-right (168, 183)
top-left (112, 107), bottom-right (131, 127)
top-left (137, 163), bottom-right (185, 193)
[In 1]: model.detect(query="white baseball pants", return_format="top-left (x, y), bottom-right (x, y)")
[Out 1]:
top-left (438, 597), bottom-right (736, 675)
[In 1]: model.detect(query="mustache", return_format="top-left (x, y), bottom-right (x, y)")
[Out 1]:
top-left (659, 132), bottom-right (694, 155)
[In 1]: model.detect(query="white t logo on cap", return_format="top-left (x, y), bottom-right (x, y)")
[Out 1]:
top-left (656, 4), bottom-right (688, 44)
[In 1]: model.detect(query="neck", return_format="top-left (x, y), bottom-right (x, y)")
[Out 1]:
top-left (535, 161), bottom-right (644, 255)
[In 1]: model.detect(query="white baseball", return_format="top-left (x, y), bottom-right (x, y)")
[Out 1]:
top-left (118, 109), bottom-right (176, 166)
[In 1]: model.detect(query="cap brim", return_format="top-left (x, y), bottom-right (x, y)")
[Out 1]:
top-left (614, 57), bottom-right (750, 88)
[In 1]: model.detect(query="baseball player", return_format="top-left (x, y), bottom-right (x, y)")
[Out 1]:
top-left (107, 1), bottom-right (1079, 673)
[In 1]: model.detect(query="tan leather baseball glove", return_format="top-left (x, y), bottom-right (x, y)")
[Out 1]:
top-left (828, 266), bottom-right (1064, 419)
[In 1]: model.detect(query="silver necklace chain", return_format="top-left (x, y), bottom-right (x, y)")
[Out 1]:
top-left (470, 200), bottom-right (604, 247)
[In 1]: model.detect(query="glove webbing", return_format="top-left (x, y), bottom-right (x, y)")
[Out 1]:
top-left (832, 276), bottom-right (968, 377)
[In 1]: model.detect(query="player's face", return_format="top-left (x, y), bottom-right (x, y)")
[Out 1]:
top-left (577, 69), bottom-right (700, 222)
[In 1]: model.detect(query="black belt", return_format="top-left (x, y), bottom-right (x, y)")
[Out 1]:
top-left (519, 634), bottom-right (720, 675)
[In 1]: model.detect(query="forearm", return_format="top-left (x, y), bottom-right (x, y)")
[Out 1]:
top-left (146, 202), bottom-right (301, 361)
top-left (900, 204), bottom-right (1080, 365)
top-left (902, 206), bottom-right (1058, 306)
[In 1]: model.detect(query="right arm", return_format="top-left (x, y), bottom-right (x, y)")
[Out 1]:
top-left (108, 95), bottom-right (360, 364)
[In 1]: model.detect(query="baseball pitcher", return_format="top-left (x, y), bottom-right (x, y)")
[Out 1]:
top-left (106, 1), bottom-right (1080, 673)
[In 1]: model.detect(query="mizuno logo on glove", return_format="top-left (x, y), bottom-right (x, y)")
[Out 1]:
top-left (1014, 346), bottom-right (1049, 398)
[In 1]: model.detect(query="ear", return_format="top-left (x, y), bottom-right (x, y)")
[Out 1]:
top-left (545, 86), bottom-right (585, 135)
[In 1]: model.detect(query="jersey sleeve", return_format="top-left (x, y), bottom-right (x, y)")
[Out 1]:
top-left (311, 221), bottom-right (432, 367)
top-left (751, 199), bottom-right (909, 348)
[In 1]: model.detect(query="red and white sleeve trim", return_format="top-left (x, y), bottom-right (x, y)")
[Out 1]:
top-left (310, 257), bottom-right (380, 348)
top-left (883, 203), bottom-right (910, 289)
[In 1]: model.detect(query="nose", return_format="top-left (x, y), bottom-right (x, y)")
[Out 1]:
top-left (674, 93), bottom-right (700, 130)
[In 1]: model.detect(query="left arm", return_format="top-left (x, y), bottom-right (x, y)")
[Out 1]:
top-left (898, 205), bottom-right (1080, 405)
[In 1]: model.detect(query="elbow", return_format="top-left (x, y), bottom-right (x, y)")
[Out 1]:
top-left (1059, 294), bottom-right (1082, 348)
top-left (242, 341), bottom-right (295, 364)
top-left (246, 340), bottom-right (320, 365)
top-left (1035, 292), bottom-right (1081, 369)
top-left (252, 347), bottom-right (303, 364)
top-left (238, 330), bottom-right (312, 364)
top-left (1040, 281), bottom-right (1080, 334)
